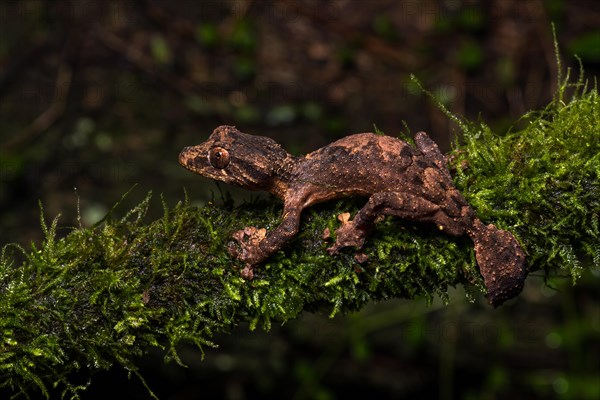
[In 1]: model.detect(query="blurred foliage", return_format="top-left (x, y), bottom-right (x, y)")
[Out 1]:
top-left (568, 31), bottom-right (600, 63)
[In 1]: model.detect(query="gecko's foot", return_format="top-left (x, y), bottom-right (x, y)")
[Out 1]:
top-left (327, 213), bottom-right (368, 255)
top-left (228, 226), bottom-right (267, 277)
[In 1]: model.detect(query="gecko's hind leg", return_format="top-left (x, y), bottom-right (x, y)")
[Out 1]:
top-left (327, 191), bottom-right (463, 254)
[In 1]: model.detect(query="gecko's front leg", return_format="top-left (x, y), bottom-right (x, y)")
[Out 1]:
top-left (229, 205), bottom-right (303, 279)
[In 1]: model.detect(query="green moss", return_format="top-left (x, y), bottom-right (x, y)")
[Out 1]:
top-left (1, 73), bottom-right (598, 398)
top-left (449, 73), bottom-right (599, 283)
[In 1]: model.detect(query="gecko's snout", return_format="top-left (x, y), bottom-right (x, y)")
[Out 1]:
top-left (178, 146), bottom-right (194, 167)
top-left (179, 146), bottom-right (191, 156)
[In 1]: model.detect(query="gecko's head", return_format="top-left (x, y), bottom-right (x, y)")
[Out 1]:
top-left (179, 125), bottom-right (292, 191)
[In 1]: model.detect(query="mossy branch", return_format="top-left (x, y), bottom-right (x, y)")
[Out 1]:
top-left (1, 78), bottom-right (599, 398)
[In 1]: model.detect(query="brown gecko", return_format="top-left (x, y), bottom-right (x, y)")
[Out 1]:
top-left (179, 125), bottom-right (527, 307)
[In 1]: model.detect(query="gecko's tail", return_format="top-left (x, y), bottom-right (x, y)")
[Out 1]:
top-left (468, 219), bottom-right (527, 307)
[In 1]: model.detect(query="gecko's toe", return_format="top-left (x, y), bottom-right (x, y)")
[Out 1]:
top-left (240, 265), bottom-right (254, 280)
top-left (354, 253), bottom-right (369, 264)
top-left (326, 244), bottom-right (341, 255)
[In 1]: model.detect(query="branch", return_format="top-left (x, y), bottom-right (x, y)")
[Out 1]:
top-left (1, 80), bottom-right (598, 398)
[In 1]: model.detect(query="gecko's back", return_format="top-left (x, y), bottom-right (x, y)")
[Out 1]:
top-left (294, 133), bottom-right (457, 203)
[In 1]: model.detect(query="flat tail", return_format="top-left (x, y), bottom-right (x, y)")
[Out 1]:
top-left (469, 220), bottom-right (527, 307)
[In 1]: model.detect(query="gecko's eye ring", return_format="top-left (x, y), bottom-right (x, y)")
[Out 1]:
top-left (209, 147), bottom-right (230, 169)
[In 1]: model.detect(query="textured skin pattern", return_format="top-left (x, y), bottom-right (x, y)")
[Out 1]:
top-left (179, 126), bottom-right (527, 307)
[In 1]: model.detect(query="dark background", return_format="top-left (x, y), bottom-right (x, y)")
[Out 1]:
top-left (1, 1), bottom-right (599, 399)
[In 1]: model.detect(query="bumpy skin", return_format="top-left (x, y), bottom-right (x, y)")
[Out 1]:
top-left (179, 126), bottom-right (527, 307)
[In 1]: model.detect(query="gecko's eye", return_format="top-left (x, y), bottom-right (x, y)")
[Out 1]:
top-left (209, 147), bottom-right (230, 169)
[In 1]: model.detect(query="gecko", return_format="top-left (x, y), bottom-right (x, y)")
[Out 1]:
top-left (179, 125), bottom-right (527, 307)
